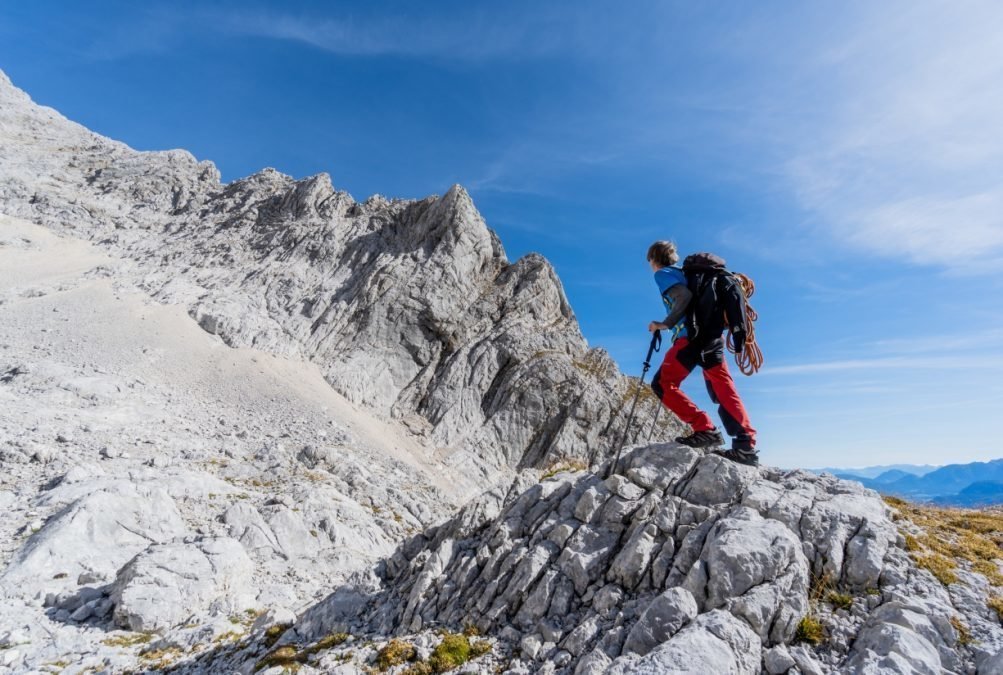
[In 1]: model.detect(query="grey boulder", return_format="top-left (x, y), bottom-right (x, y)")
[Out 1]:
top-left (111, 537), bottom-right (255, 632)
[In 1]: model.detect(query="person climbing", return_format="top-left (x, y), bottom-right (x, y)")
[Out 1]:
top-left (646, 240), bottom-right (759, 466)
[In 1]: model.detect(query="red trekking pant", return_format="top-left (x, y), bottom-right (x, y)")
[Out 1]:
top-left (651, 337), bottom-right (756, 448)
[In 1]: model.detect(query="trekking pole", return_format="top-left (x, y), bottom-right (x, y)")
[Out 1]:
top-left (647, 404), bottom-right (661, 442)
top-left (606, 330), bottom-right (662, 478)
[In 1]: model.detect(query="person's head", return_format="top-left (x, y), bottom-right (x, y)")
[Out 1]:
top-left (647, 240), bottom-right (678, 272)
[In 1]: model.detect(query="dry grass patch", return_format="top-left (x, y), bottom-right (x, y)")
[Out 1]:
top-left (801, 571), bottom-right (857, 643)
top-left (375, 639), bottom-right (417, 670)
top-left (541, 458), bottom-right (588, 480)
top-left (255, 645), bottom-right (303, 672)
top-left (988, 595), bottom-right (1003, 621)
top-left (826, 591), bottom-right (853, 611)
top-left (305, 632), bottom-right (350, 655)
top-left (951, 616), bottom-right (974, 646)
top-left (139, 646), bottom-right (184, 668)
top-left (915, 553), bottom-right (959, 585)
top-left (254, 631), bottom-right (351, 672)
top-left (884, 497), bottom-right (1003, 587)
top-left (572, 351), bottom-right (615, 380)
top-left (102, 632), bottom-right (155, 648)
top-left (213, 630), bottom-right (244, 645)
top-left (263, 624), bottom-right (292, 648)
top-left (621, 378), bottom-right (659, 407)
top-left (795, 615), bottom-right (824, 645)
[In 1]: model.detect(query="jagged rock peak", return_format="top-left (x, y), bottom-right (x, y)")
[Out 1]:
top-left (0, 67), bottom-right (679, 478)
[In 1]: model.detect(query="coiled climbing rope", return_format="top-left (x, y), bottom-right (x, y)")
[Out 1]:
top-left (727, 272), bottom-right (764, 375)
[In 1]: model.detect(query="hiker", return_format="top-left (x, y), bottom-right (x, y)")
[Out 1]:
top-left (646, 241), bottom-right (759, 466)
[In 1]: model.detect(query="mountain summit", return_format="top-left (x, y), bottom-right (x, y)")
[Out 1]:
top-left (0, 67), bottom-right (680, 486)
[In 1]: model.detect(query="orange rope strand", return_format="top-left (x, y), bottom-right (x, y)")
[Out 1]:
top-left (726, 273), bottom-right (764, 375)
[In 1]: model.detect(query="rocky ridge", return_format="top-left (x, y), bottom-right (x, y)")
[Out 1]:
top-left (0, 67), bottom-right (680, 483)
top-left (177, 445), bottom-right (1003, 674)
top-left (307, 445), bottom-right (1003, 674)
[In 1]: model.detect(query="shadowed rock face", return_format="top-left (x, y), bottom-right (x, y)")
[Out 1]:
top-left (294, 444), bottom-right (1003, 674)
top-left (0, 69), bottom-right (682, 481)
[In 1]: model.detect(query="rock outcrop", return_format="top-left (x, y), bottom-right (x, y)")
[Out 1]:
top-left (0, 67), bottom-right (682, 484)
top-left (1, 481), bottom-right (188, 588)
top-left (289, 444), bottom-right (1003, 674)
top-left (110, 537), bottom-right (255, 632)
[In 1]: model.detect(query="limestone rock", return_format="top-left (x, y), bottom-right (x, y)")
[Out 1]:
top-left (110, 537), bottom-right (255, 632)
top-left (608, 610), bottom-right (761, 674)
top-left (621, 587), bottom-right (698, 656)
top-left (332, 443), bottom-right (1003, 675)
top-left (844, 600), bottom-right (957, 674)
top-left (1, 482), bottom-right (187, 594)
top-left (681, 506), bottom-right (809, 643)
top-left (764, 644), bottom-right (797, 674)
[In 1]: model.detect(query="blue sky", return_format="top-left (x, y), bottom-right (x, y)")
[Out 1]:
top-left (2, 0), bottom-right (1002, 469)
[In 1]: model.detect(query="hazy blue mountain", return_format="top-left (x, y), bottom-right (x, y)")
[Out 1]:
top-left (813, 464), bottom-right (938, 480)
top-left (878, 459), bottom-right (1003, 501)
top-left (815, 459), bottom-right (1003, 505)
top-left (873, 469), bottom-right (914, 484)
top-left (932, 481), bottom-right (1003, 508)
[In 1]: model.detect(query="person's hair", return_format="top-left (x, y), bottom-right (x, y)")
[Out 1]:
top-left (647, 240), bottom-right (679, 267)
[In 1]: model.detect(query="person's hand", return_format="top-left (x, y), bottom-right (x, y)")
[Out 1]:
top-left (731, 329), bottom-right (746, 353)
top-left (648, 321), bottom-right (667, 333)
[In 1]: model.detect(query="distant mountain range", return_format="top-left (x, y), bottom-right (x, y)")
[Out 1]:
top-left (814, 459), bottom-right (1003, 507)
top-left (813, 463), bottom-right (939, 480)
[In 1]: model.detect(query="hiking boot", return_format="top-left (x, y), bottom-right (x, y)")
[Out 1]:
top-left (713, 448), bottom-right (759, 467)
top-left (676, 429), bottom-right (724, 448)
top-left (732, 437), bottom-right (755, 453)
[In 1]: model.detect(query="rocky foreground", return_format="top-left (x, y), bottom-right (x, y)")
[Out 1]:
top-left (2, 68), bottom-right (1003, 674)
top-left (121, 443), bottom-right (1003, 674)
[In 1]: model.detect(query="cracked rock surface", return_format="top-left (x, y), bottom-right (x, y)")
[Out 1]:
top-left (285, 445), bottom-right (1003, 674)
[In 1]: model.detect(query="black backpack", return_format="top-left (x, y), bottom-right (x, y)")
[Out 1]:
top-left (681, 252), bottom-right (749, 349)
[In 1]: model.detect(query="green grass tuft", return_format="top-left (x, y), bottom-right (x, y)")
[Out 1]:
top-left (102, 632), bottom-right (155, 648)
top-left (795, 615), bottom-right (824, 645)
top-left (826, 591), bottom-right (853, 611)
top-left (375, 639), bottom-right (416, 671)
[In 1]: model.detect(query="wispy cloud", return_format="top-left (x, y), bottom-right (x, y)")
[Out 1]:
top-left (57, 1), bottom-right (1003, 278)
top-left (762, 355), bottom-right (1003, 376)
top-left (794, 277), bottom-right (908, 304)
top-left (768, 1), bottom-right (1003, 273)
top-left (867, 327), bottom-right (1003, 355)
top-left (213, 4), bottom-right (612, 62)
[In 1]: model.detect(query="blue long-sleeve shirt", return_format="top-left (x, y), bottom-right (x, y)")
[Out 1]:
top-left (654, 267), bottom-right (688, 340)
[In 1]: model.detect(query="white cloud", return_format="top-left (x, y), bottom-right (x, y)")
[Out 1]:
top-left (761, 355), bottom-right (1003, 376)
top-left (772, 1), bottom-right (1003, 272)
top-left (213, 5), bottom-right (608, 62)
top-left (868, 328), bottom-right (1003, 355)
